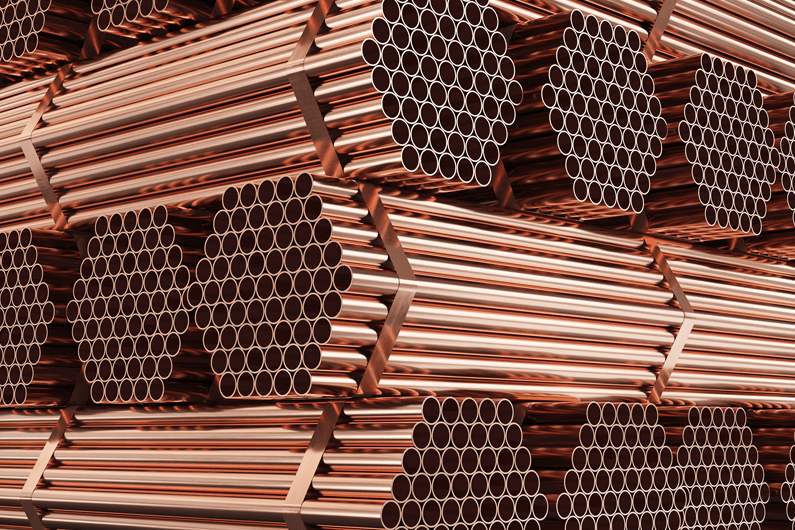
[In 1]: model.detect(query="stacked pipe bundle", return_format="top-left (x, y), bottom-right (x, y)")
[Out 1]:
top-left (162, 173), bottom-right (672, 402)
top-left (0, 0), bottom-right (47, 65)
top-left (311, 397), bottom-right (548, 530)
top-left (22, 398), bottom-right (547, 530)
top-left (659, 406), bottom-right (768, 529)
top-left (641, 240), bottom-right (795, 407)
top-left (17, 171), bottom-right (795, 403)
top-left (0, 0), bottom-right (527, 228)
top-left (0, 408), bottom-right (61, 528)
top-left (525, 402), bottom-right (684, 530)
top-left (65, 206), bottom-right (208, 404)
top-left (500, 10), bottom-right (667, 219)
top-left (362, 0), bottom-right (522, 186)
top-left (256, 173), bottom-right (683, 401)
top-left (30, 402), bottom-right (324, 529)
top-left (185, 175), bottom-right (347, 399)
top-left (89, 0), bottom-right (211, 37)
top-left (0, 227), bottom-right (79, 407)
top-left (0, 0), bottom-right (122, 79)
top-left (642, 53), bottom-right (779, 239)
top-left (740, 92), bottom-right (795, 259)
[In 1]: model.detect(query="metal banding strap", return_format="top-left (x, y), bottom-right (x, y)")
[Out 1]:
top-left (643, 0), bottom-right (679, 61)
top-left (287, 0), bottom-right (344, 179)
top-left (20, 65), bottom-right (73, 230)
top-left (20, 377), bottom-right (89, 530)
top-left (80, 16), bottom-right (106, 60)
top-left (281, 4), bottom-right (348, 524)
top-left (356, 182), bottom-right (417, 395)
top-left (729, 237), bottom-right (747, 253)
top-left (644, 234), bottom-right (695, 404)
top-left (20, 407), bottom-right (77, 530)
top-left (282, 183), bottom-right (416, 530)
top-left (21, 20), bottom-right (106, 231)
top-left (211, 0), bottom-right (236, 18)
top-left (282, 400), bottom-right (344, 530)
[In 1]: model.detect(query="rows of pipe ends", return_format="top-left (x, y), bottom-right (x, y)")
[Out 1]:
top-left (379, 400), bottom-right (781, 530)
top-left (363, 0), bottom-right (523, 186)
top-left (382, 398), bottom-right (547, 530)
top-left (185, 174), bottom-right (343, 399)
top-left (367, 6), bottom-right (795, 235)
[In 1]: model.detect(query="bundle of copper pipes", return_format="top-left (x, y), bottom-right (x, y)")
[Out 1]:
top-left (0, 227), bottom-right (78, 407)
top-left (499, 10), bottom-right (666, 218)
top-left (0, 171), bottom-right (792, 406)
top-left (172, 173), bottom-right (676, 403)
top-left (65, 205), bottom-right (209, 404)
top-left (186, 175), bottom-right (338, 399)
top-left (659, 406), bottom-right (769, 529)
top-left (3, 397), bottom-right (548, 530)
top-left (89, 0), bottom-right (210, 37)
top-left (525, 402), bottom-right (684, 530)
top-left (746, 408), bottom-right (795, 529)
top-left (642, 53), bottom-right (779, 239)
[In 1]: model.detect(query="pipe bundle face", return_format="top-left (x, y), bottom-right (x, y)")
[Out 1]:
top-left (0, 228), bottom-right (76, 406)
top-left (651, 54), bottom-right (779, 237)
top-left (334, 397), bottom-right (547, 530)
top-left (533, 11), bottom-right (665, 216)
top-left (66, 207), bottom-right (195, 404)
top-left (549, 402), bottom-right (682, 530)
top-left (0, 0), bottom-right (48, 62)
top-left (662, 406), bottom-right (769, 529)
top-left (363, 0), bottom-right (522, 185)
top-left (188, 175), bottom-right (339, 399)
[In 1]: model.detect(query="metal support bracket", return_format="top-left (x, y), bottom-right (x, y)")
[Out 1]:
top-left (282, 183), bottom-right (416, 530)
top-left (644, 235), bottom-right (696, 403)
top-left (643, 0), bottom-right (678, 61)
top-left (286, 0), bottom-right (344, 179)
